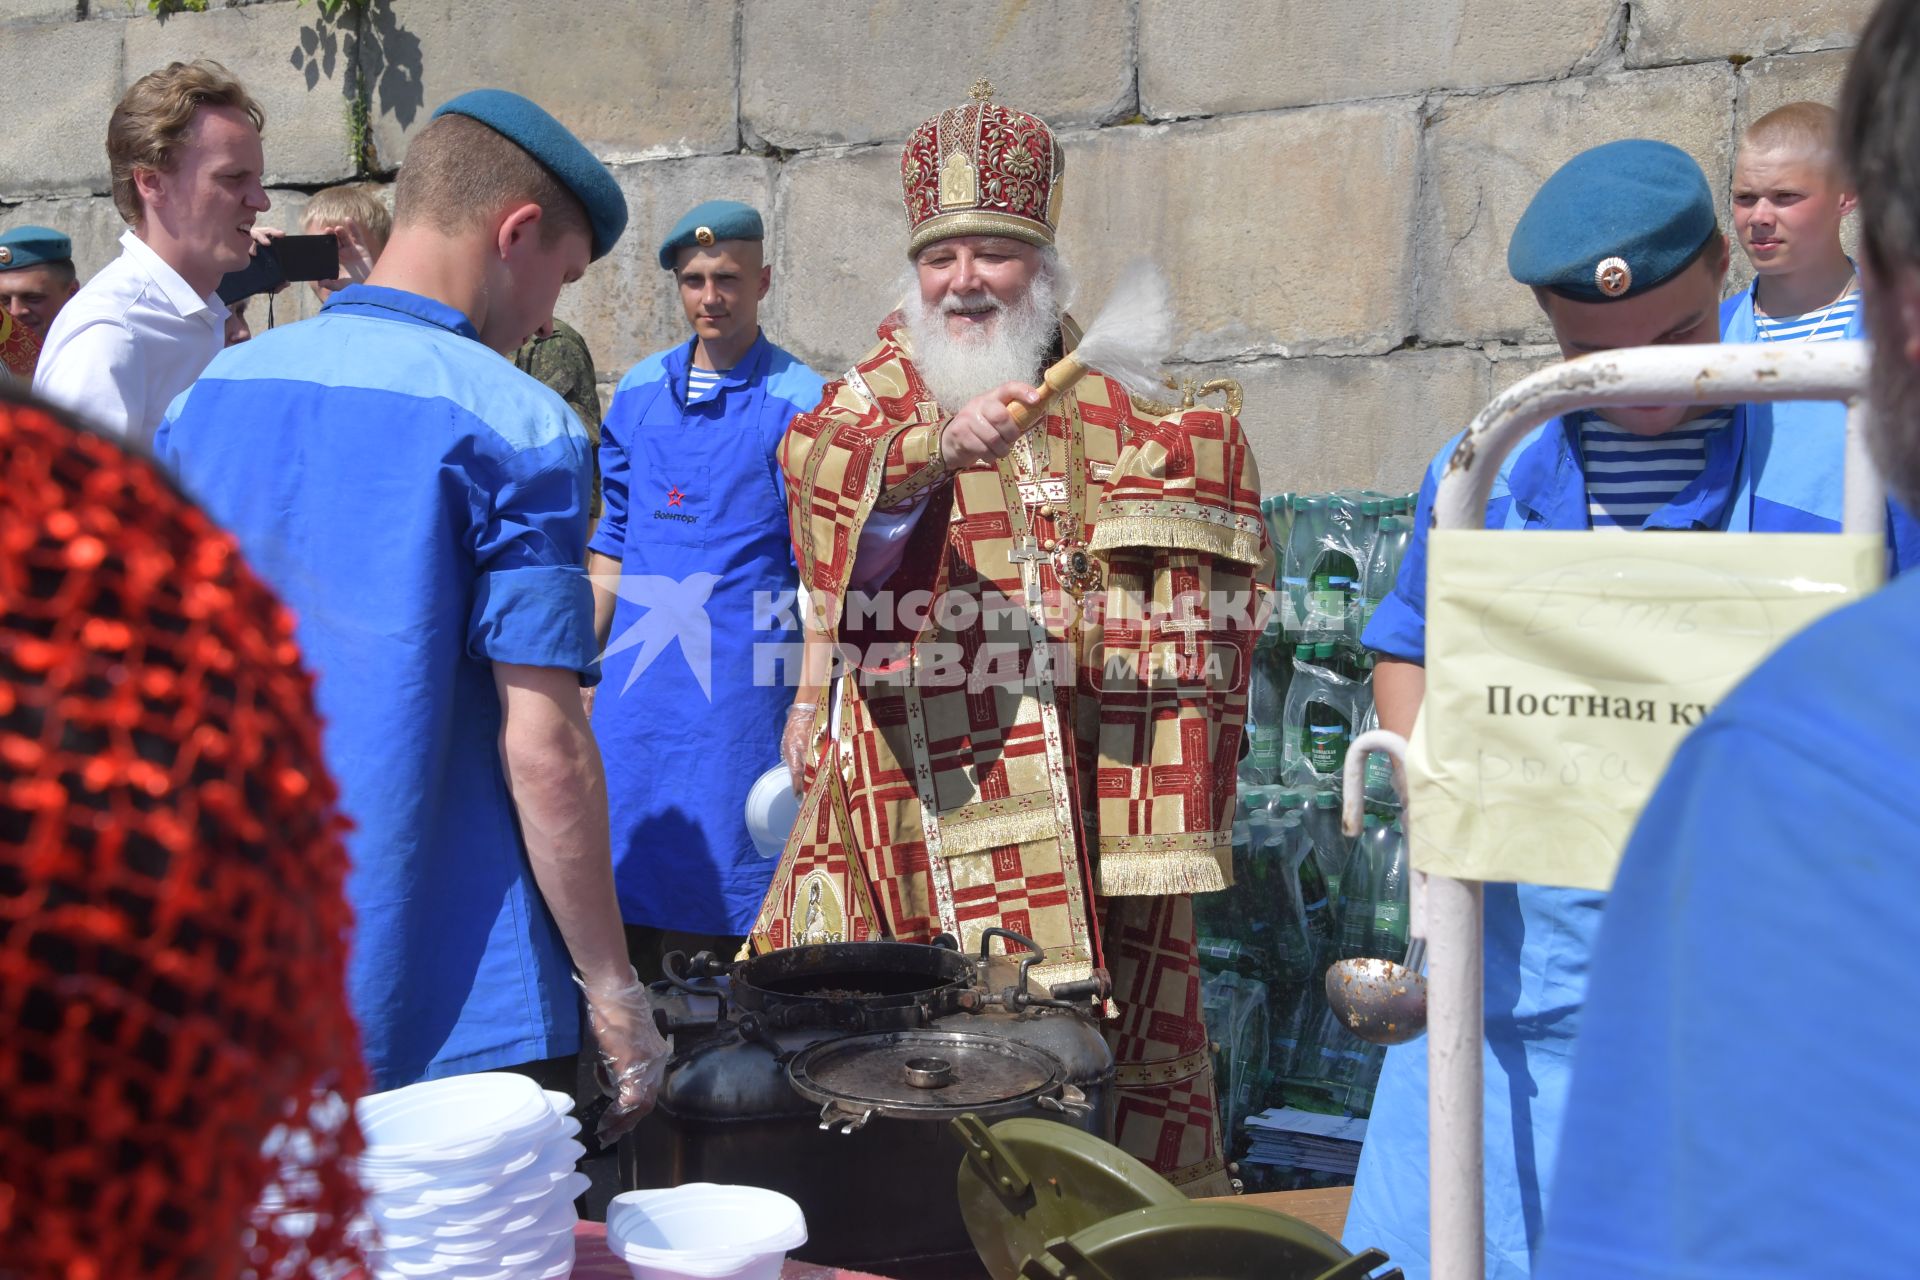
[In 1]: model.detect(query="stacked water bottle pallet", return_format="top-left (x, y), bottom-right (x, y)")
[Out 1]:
top-left (1200, 490), bottom-right (1415, 1193)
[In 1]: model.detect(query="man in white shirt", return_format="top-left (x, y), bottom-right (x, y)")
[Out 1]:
top-left (34, 60), bottom-right (269, 445)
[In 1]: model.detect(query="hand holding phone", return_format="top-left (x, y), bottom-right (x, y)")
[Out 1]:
top-left (217, 234), bottom-right (342, 305)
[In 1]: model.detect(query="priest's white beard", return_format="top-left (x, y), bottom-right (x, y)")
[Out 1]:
top-left (901, 254), bottom-right (1067, 414)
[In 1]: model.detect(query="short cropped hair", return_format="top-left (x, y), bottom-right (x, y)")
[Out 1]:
top-left (391, 114), bottom-right (589, 251)
top-left (301, 182), bottom-right (393, 258)
top-left (108, 60), bottom-right (264, 226)
top-left (1743, 101), bottom-right (1841, 166)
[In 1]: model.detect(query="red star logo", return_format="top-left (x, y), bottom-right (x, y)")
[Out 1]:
top-left (667, 486), bottom-right (684, 507)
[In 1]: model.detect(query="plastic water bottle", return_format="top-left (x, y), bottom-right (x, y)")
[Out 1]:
top-left (1249, 819), bottom-right (1314, 989)
top-left (1368, 817), bottom-right (1411, 964)
top-left (1358, 704), bottom-right (1400, 808)
top-left (1262, 786), bottom-right (1307, 818)
top-left (1281, 497), bottom-right (1330, 635)
top-left (1279, 643), bottom-right (1315, 782)
top-left (1282, 645), bottom-right (1358, 788)
top-left (1335, 814), bottom-right (1382, 961)
top-left (1308, 545), bottom-right (1357, 637)
top-left (1294, 832), bottom-right (1336, 959)
top-left (1305, 789), bottom-right (1350, 909)
top-left (1352, 514), bottom-right (1413, 646)
top-left (1261, 493), bottom-right (1295, 563)
top-left (1197, 935), bottom-right (1267, 973)
top-left (1344, 1041), bottom-right (1387, 1115)
top-left (1302, 642), bottom-right (1353, 779)
top-left (1242, 618), bottom-right (1289, 785)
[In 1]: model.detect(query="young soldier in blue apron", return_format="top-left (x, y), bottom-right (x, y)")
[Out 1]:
top-left (1349, 140), bottom-right (1920, 1280)
top-left (587, 200), bottom-right (824, 978)
top-left (1719, 102), bottom-right (1920, 565)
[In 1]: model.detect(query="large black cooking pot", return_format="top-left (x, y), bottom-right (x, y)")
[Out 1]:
top-left (620, 935), bottom-right (1116, 1271)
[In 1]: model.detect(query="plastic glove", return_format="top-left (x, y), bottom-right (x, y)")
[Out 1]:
top-left (574, 966), bottom-right (673, 1145)
top-left (782, 701), bottom-right (819, 796)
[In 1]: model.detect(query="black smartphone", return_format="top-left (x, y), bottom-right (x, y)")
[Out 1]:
top-left (216, 234), bottom-right (341, 304)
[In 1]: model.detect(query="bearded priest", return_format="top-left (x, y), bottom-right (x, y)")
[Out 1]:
top-left (752, 82), bottom-right (1269, 1194)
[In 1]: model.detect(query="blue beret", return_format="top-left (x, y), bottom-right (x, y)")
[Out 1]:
top-left (0, 224), bottom-right (73, 271)
top-left (430, 89), bottom-right (627, 260)
top-left (1508, 139), bottom-right (1718, 303)
top-left (658, 200), bottom-right (765, 271)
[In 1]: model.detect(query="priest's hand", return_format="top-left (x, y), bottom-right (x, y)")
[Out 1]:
top-left (940, 382), bottom-right (1046, 471)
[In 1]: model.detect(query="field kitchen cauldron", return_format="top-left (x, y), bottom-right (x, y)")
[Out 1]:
top-left (620, 931), bottom-right (1117, 1271)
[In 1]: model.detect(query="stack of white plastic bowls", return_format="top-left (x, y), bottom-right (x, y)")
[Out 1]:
top-left (604, 1184), bottom-right (807, 1280)
top-left (355, 1072), bottom-right (588, 1280)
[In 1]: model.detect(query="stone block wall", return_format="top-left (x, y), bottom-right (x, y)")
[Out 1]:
top-left (0, 0), bottom-right (1877, 493)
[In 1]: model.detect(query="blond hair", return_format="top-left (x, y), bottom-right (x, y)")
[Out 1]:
top-left (1742, 101), bottom-right (1841, 169)
top-left (108, 60), bottom-right (264, 225)
top-left (391, 114), bottom-right (588, 249)
top-left (301, 182), bottom-right (392, 257)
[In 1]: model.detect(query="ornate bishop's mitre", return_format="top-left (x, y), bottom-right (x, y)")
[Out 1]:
top-left (900, 80), bottom-right (1064, 256)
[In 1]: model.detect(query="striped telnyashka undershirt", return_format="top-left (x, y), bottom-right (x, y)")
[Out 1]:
top-left (1579, 408), bottom-right (1735, 530)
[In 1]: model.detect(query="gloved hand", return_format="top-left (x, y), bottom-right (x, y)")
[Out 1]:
top-left (574, 966), bottom-right (673, 1145)
top-left (782, 701), bottom-right (819, 796)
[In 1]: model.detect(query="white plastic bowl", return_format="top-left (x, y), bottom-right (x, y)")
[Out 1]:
top-left (373, 1166), bottom-right (589, 1227)
top-left (385, 1229), bottom-right (572, 1280)
top-left (744, 765), bottom-right (800, 859)
top-left (605, 1184), bottom-right (806, 1280)
top-left (366, 1139), bottom-right (584, 1218)
top-left (357, 1074), bottom-right (556, 1164)
top-left (359, 1120), bottom-right (577, 1194)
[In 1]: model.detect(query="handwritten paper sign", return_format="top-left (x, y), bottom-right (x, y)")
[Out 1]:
top-left (1408, 530), bottom-right (1881, 891)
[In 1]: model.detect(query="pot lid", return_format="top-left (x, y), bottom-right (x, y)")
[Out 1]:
top-left (952, 1116), bottom-right (1185, 1280)
top-left (1025, 1202), bottom-right (1397, 1280)
top-left (785, 1029), bottom-right (1068, 1122)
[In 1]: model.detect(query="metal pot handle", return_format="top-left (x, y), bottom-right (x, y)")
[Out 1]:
top-left (816, 1099), bottom-right (874, 1135)
top-left (1033, 1082), bottom-right (1092, 1119)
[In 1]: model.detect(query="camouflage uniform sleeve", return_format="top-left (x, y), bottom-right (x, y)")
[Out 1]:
top-left (520, 324), bottom-right (605, 517)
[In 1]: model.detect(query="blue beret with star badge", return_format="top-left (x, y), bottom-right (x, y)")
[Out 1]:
top-left (0, 225), bottom-right (73, 271)
top-left (430, 89), bottom-right (627, 260)
top-left (1508, 139), bottom-right (1718, 303)
top-left (658, 200), bottom-right (764, 271)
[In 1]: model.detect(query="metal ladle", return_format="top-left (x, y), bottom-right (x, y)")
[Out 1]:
top-left (1323, 729), bottom-right (1430, 1046)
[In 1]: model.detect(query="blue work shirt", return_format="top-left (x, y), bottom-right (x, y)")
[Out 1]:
top-left (1538, 568), bottom-right (1920, 1278)
top-left (591, 330), bottom-right (823, 935)
top-left (1348, 406), bottom-right (1919, 1279)
top-left (155, 285), bottom-right (597, 1089)
top-left (1720, 285), bottom-right (1920, 569)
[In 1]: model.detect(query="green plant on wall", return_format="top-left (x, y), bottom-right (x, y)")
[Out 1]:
top-left (144, 0), bottom-right (209, 13)
top-left (300, 0), bottom-right (372, 16)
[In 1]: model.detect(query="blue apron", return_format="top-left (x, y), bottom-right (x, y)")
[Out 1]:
top-left (593, 334), bottom-right (801, 934)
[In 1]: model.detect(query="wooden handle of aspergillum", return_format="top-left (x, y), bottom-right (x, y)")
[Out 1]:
top-left (1006, 356), bottom-right (1089, 430)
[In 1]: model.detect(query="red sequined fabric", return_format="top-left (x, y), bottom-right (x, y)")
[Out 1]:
top-left (0, 312), bottom-right (39, 381)
top-left (0, 388), bottom-right (368, 1280)
top-left (901, 92), bottom-right (1061, 252)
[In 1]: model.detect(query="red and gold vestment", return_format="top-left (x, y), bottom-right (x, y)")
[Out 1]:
top-left (751, 313), bottom-right (1269, 1192)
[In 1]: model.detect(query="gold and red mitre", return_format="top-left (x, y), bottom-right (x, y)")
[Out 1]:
top-left (901, 79), bottom-right (1063, 255)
